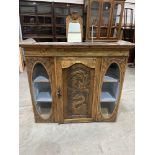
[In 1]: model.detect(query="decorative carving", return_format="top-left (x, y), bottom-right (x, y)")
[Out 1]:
top-left (65, 64), bottom-right (91, 117)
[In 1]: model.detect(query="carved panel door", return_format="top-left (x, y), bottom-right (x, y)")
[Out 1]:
top-left (56, 57), bottom-right (99, 123)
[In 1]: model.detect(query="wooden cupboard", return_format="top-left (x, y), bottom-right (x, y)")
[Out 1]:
top-left (20, 41), bottom-right (134, 123)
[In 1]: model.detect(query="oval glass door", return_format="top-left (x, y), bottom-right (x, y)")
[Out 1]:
top-left (100, 63), bottom-right (120, 118)
top-left (32, 63), bottom-right (52, 119)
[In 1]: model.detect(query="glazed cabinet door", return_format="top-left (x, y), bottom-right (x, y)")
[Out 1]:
top-left (87, 0), bottom-right (101, 40)
top-left (56, 57), bottom-right (100, 123)
top-left (96, 57), bottom-right (128, 121)
top-left (25, 57), bottom-right (57, 123)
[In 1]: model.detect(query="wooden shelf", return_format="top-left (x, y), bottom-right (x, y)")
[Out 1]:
top-left (20, 14), bottom-right (52, 17)
top-left (55, 24), bottom-right (65, 27)
top-left (36, 92), bottom-right (52, 102)
top-left (104, 75), bottom-right (118, 82)
top-left (23, 35), bottom-right (53, 39)
top-left (54, 15), bottom-right (68, 17)
top-left (100, 92), bottom-right (116, 102)
top-left (22, 24), bottom-right (52, 27)
top-left (34, 76), bottom-right (49, 82)
top-left (56, 36), bottom-right (66, 38)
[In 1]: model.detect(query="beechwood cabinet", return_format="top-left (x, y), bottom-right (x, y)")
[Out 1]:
top-left (20, 41), bottom-right (134, 123)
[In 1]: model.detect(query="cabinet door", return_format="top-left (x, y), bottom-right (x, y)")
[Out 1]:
top-left (56, 57), bottom-right (100, 123)
top-left (26, 57), bottom-right (57, 123)
top-left (109, 2), bottom-right (124, 38)
top-left (87, 0), bottom-right (100, 40)
top-left (99, 0), bottom-right (113, 38)
top-left (96, 57), bottom-right (128, 121)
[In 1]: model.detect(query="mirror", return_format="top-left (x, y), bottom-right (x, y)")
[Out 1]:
top-left (66, 12), bottom-right (83, 42)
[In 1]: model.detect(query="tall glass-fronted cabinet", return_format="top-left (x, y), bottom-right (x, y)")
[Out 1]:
top-left (85, 0), bottom-right (125, 41)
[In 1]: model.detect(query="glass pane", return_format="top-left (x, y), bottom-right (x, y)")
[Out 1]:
top-left (37, 5), bottom-right (52, 14)
top-left (55, 7), bottom-right (68, 15)
top-left (112, 3), bottom-right (122, 26)
top-left (102, 2), bottom-right (111, 25)
top-left (22, 26), bottom-right (37, 36)
top-left (100, 63), bottom-right (120, 118)
top-left (20, 6), bottom-right (35, 14)
top-left (20, 1), bottom-right (36, 6)
top-left (70, 7), bottom-right (83, 16)
top-left (37, 27), bottom-right (53, 35)
top-left (56, 17), bottom-right (66, 25)
top-left (32, 63), bottom-right (52, 119)
top-left (100, 2), bottom-right (111, 37)
top-left (38, 16), bottom-right (52, 24)
top-left (89, 26), bottom-right (97, 38)
top-left (56, 27), bottom-right (66, 35)
top-left (38, 16), bottom-right (44, 24)
top-left (45, 17), bottom-right (52, 24)
top-left (110, 27), bottom-right (118, 37)
top-left (110, 3), bottom-right (122, 37)
top-left (100, 28), bottom-right (108, 37)
top-left (23, 16), bottom-right (37, 24)
top-left (90, 1), bottom-right (99, 26)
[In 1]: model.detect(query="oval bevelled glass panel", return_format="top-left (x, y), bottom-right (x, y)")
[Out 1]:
top-left (32, 63), bottom-right (52, 119)
top-left (100, 63), bottom-right (120, 118)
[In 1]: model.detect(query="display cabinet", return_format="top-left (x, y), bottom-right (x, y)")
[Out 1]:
top-left (20, 40), bottom-right (134, 123)
top-left (85, 0), bottom-right (125, 41)
top-left (19, 1), bottom-right (84, 42)
top-left (20, 1), bottom-right (53, 41)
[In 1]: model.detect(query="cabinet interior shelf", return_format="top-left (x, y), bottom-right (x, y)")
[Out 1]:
top-left (34, 76), bottom-right (49, 82)
top-left (104, 75), bottom-right (118, 82)
top-left (100, 91), bottom-right (116, 102)
top-left (104, 68), bottom-right (119, 82)
top-left (36, 92), bottom-right (52, 102)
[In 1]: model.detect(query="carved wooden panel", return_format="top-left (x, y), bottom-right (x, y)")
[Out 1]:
top-left (63, 63), bottom-right (94, 119)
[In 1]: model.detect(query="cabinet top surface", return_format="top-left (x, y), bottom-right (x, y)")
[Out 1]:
top-left (19, 40), bottom-right (134, 49)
